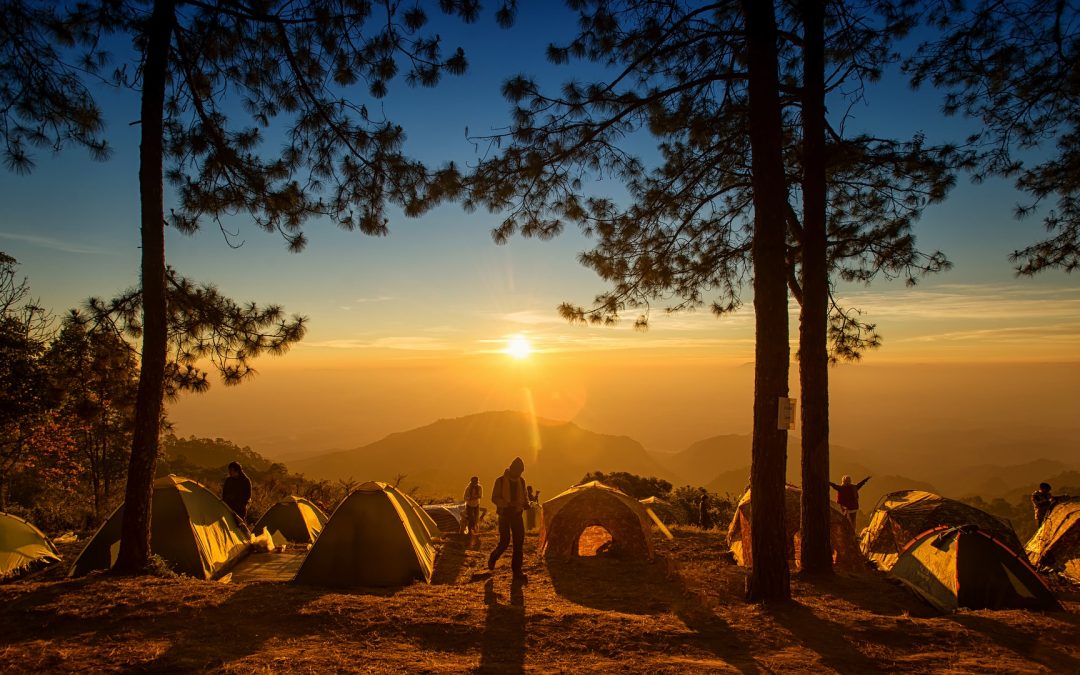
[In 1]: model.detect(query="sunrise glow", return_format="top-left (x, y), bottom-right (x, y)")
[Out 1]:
top-left (505, 334), bottom-right (533, 359)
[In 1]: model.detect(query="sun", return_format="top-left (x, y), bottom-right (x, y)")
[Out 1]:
top-left (504, 334), bottom-right (533, 359)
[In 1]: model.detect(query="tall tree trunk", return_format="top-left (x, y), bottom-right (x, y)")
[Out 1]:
top-left (742, 0), bottom-right (791, 603)
top-left (113, 0), bottom-right (175, 574)
top-left (798, 0), bottom-right (833, 576)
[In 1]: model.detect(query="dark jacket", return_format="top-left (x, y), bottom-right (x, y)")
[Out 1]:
top-left (222, 472), bottom-right (252, 517)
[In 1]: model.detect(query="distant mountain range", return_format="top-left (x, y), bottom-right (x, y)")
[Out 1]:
top-left (288, 410), bottom-right (677, 500)
top-left (279, 410), bottom-right (1078, 507)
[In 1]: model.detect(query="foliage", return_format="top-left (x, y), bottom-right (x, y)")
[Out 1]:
top-left (0, 1), bottom-right (111, 173)
top-left (669, 484), bottom-right (735, 530)
top-left (83, 269), bottom-right (306, 396)
top-left (906, 0), bottom-right (1080, 274)
top-left (580, 471), bottom-right (671, 500)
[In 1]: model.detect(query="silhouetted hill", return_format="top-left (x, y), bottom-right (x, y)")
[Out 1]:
top-left (939, 459), bottom-right (1075, 499)
top-left (161, 435), bottom-right (274, 472)
top-left (289, 411), bottom-right (677, 499)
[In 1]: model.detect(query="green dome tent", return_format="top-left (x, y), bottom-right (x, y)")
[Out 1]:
top-left (69, 475), bottom-right (251, 579)
top-left (253, 496), bottom-right (328, 544)
top-left (0, 512), bottom-right (60, 580)
top-left (294, 481), bottom-right (440, 587)
top-left (890, 525), bottom-right (1061, 612)
top-left (1026, 496), bottom-right (1080, 583)
top-left (861, 490), bottom-right (1023, 572)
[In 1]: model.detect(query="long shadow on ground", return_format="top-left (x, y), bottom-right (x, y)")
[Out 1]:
top-left (546, 555), bottom-right (671, 615)
top-left (947, 612), bottom-right (1080, 672)
top-left (478, 576), bottom-right (525, 673)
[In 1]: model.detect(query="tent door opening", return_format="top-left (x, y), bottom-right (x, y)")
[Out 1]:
top-left (576, 525), bottom-right (613, 557)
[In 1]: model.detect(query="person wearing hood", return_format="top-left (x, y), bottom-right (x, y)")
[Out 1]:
top-left (487, 456), bottom-right (529, 581)
top-left (222, 461), bottom-right (252, 520)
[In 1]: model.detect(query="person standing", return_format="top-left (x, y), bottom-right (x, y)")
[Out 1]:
top-left (829, 475), bottom-right (870, 528)
top-left (222, 461), bottom-right (252, 520)
top-left (463, 476), bottom-right (483, 535)
top-left (1031, 482), bottom-right (1057, 527)
top-left (488, 456), bottom-right (529, 581)
top-left (698, 488), bottom-right (712, 530)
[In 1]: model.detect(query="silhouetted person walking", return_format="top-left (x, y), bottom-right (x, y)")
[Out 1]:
top-left (830, 475), bottom-right (870, 528)
top-left (463, 476), bottom-right (483, 535)
top-left (698, 488), bottom-right (712, 529)
top-left (222, 461), bottom-right (252, 520)
top-left (1032, 482), bottom-right (1058, 527)
top-left (488, 457), bottom-right (529, 581)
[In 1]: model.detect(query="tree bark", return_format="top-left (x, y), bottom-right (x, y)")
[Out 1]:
top-left (114, 0), bottom-right (175, 574)
top-left (798, 0), bottom-right (833, 576)
top-left (742, 0), bottom-right (791, 603)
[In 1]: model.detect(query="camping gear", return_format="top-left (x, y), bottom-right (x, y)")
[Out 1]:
top-left (639, 496), bottom-right (685, 525)
top-left (69, 475), bottom-right (251, 579)
top-left (727, 484), bottom-right (861, 569)
top-left (253, 496), bottom-right (329, 544)
top-left (861, 490), bottom-right (1023, 571)
top-left (294, 481), bottom-right (439, 587)
top-left (0, 512), bottom-right (61, 580)
top-left (1026, 496), bottom-right (1080, 583)
top-left (539, 481), bottom-right (653, 559)
top-left (422, 503), bottom-right (467, 534)
top-left (890, 524), bottom-right (1061, 612)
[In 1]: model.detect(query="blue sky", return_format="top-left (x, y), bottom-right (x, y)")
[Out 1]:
top-left (0, 2), bottom-right (1076, 369)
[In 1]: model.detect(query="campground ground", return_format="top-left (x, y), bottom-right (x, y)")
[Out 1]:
top-left (1, 528), bottom-right (1079, 673)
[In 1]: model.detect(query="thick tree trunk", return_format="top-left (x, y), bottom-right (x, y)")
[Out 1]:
top-left (798, 0), bottom-right (833, 576)
top-left (113, 0), bottom-right (175, 575)
top-left (742, 0), bottom-right (791, 603)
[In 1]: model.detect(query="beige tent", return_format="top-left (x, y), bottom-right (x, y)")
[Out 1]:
top-left (727, 484), bottom-right (861, 569)
top-left (1, 512), bottom-right (60, 580)
top-left (539, 481), bottom-right (653, 559)
top-left (639, 496), bottom-right (685, 524)
top-left (1026, 496), bottom-right (1080, 583)
top-left (861, 490), bottom-right (1022, 572)
top-left (253, 496), bottom-right (329, 544)
top-left (70, 475), bottom-right (251, 579)
top-left (294, 481), bottom-right (440, 587)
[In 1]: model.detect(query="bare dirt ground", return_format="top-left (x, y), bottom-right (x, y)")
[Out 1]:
top-left (2, 527), bottom-right (1079, 673)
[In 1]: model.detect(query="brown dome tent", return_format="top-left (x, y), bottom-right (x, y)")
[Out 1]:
top-left (1025, 496), bottom-right (1080, 583)
top-left (539, 481), bottom-right (653, 560)
top-left (861, 490), bottom-right (1023, 572)
top-left (727, 484), bottom-right (861, 569)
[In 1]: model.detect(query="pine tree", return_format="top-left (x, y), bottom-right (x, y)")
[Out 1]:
top-left (906, 0), bottom-right (1080, 274)
top-left (466, 0), bottom-right (954, 593)
top-left (2, 0), bottom-right (509, 572)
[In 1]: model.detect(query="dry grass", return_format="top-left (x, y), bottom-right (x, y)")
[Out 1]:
top-left (2, 527), bottom-right (1078, 673)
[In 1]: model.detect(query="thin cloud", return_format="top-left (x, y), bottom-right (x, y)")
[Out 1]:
top-left (354, 295), bottom-right (393, 303)
top-left (0, 231), bottom-right (111, 255)
top-left (835, 284), bottom-right (1080, 321)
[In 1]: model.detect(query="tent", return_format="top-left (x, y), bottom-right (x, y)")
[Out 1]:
top-left (727, 484), bottom-right (861, 569)
top-left (70, 475), bottom-right (251, 579)
top-left (1, 512), bottom-right (61, 580)
top-left (861, 490), bottom-right (1023, 572)
top-left (253, 496), bottom-right (329, 544)
top-left (422, 503), bottom-right (467, 534)
top-left (294, 481), bottom-right (440, 587)
top-left (890, 525), bottom-right (1061, 612)
top-left (539, 481), bottom-right (653, 560)
top-left (639, 496), bottom-right (686, 525)
top-left (1025, 496), bottom-right (1080, 583)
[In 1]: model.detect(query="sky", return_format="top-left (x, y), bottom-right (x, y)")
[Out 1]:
top-left (1, 4), bottom-right (1077, 461)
